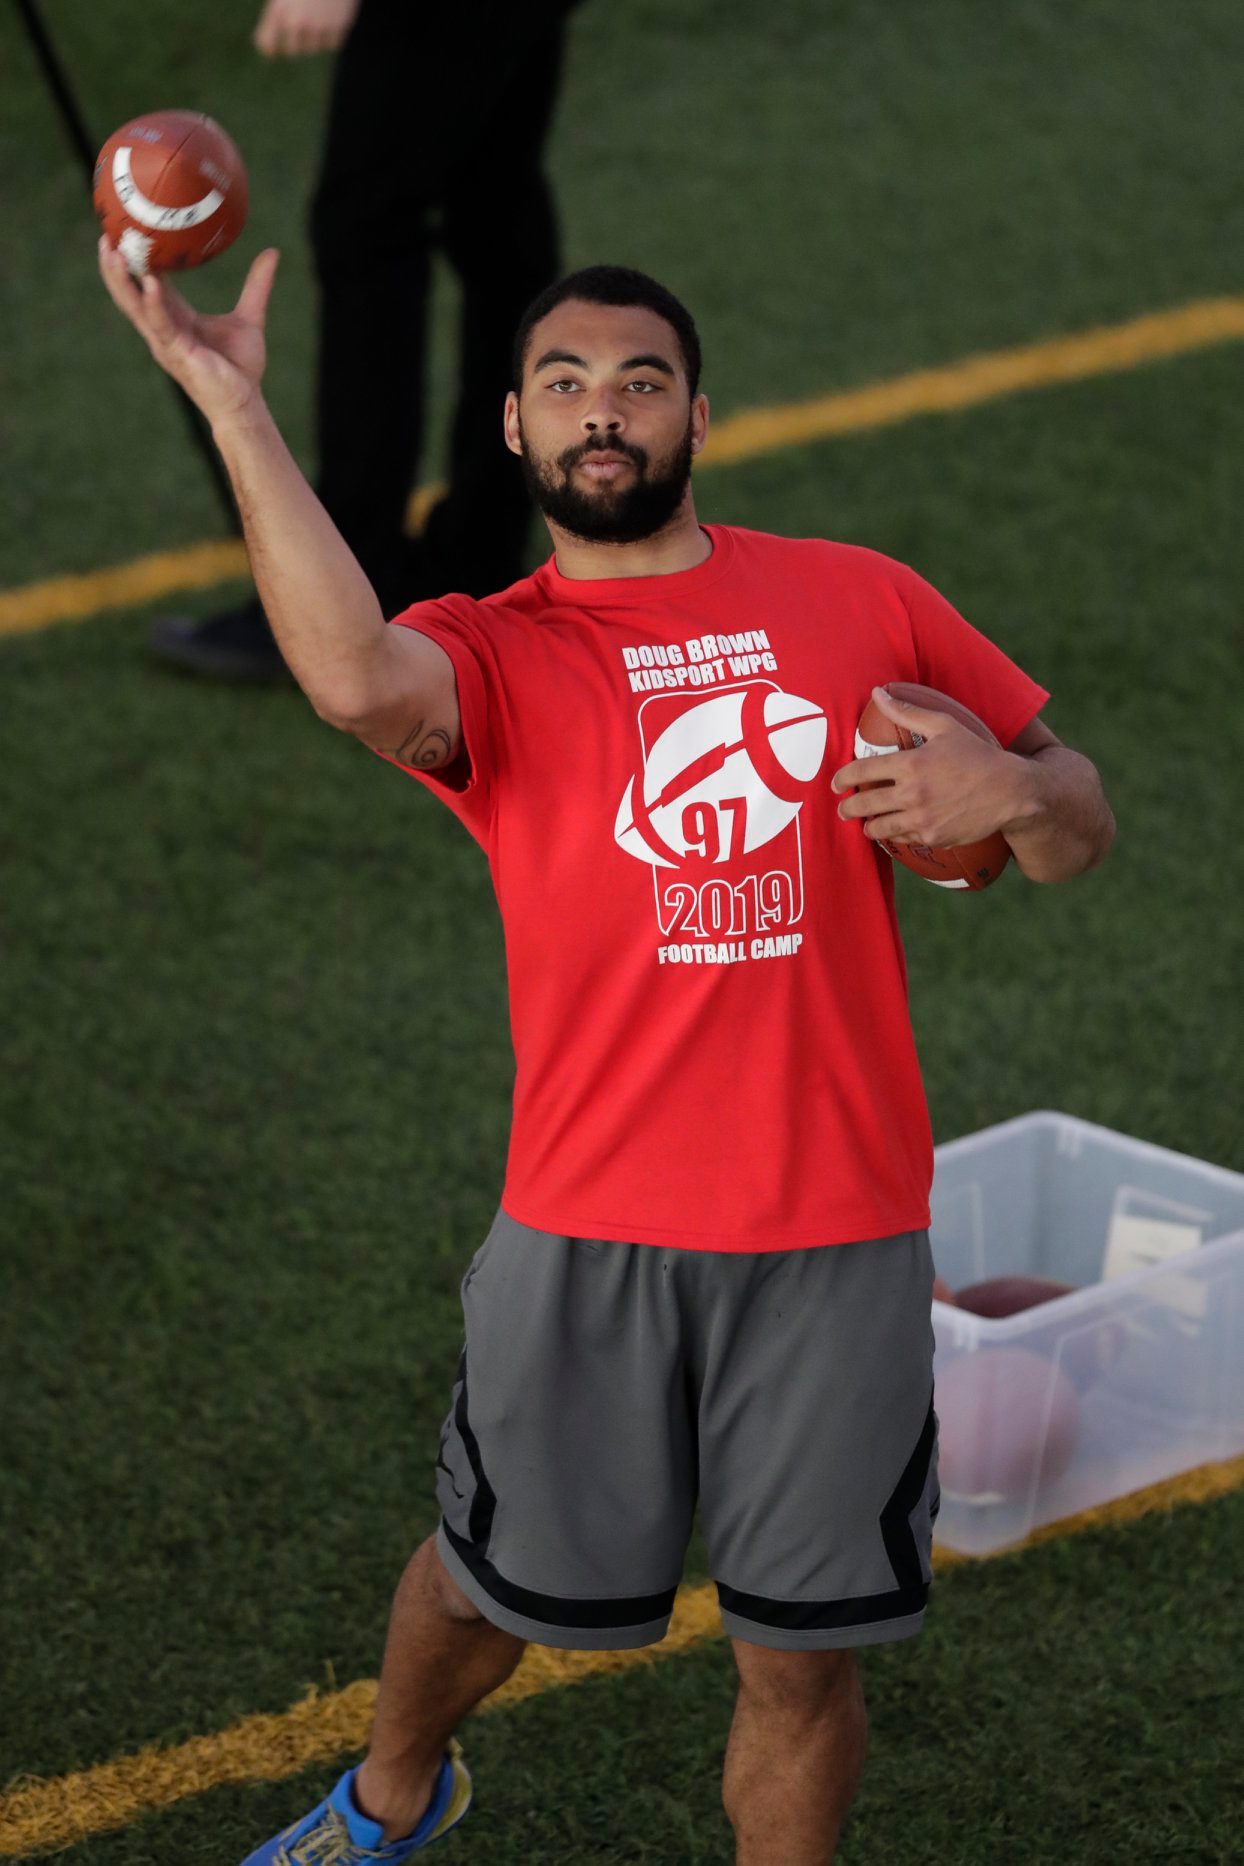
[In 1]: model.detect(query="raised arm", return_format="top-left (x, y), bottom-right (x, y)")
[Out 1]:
top-left (97, 238), bottom-right (460, 764)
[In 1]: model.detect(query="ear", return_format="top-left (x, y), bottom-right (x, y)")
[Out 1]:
top-left (503, 389), bottom-right (522, 458)
top-left (689, 392), bottom-right (710, 456)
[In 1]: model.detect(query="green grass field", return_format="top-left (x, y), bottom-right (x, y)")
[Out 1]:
top-left (3, 0), bottom-right (1243, 1859)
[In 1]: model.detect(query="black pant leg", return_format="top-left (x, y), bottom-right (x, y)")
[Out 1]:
top-left (307, 2), bottom-right (580, 611)
top-left (307, 0), bottom-right (439, 609)
top-left (422, 24), bottom-right (570, 593)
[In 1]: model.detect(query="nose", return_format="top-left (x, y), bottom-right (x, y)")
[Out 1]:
top-left (580, 386), bottom-right (626, 437)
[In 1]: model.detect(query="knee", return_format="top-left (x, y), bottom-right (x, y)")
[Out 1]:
top-left (416, 1533), bottom-right (486, 1623)
top-left (731, 1638), bottom-right (861, 1714)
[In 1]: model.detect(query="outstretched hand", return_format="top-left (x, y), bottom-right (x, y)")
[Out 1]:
top-left (97, 240), bottom-right (281, 427)
top-left (831, 685), bottom-right (1025, 848)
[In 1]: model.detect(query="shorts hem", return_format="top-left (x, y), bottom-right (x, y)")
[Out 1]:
top-left (435, 1522), bottom-right (675, 1651)
top-left (718, 1605), bottom-right (927, 1650)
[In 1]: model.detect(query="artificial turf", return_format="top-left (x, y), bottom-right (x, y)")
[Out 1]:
top-left (4, 347), bottom-right (1241, 1858)
top-left (14, 1489), bottom-right (1244, 1862)
top-left (3, 0), bottom-right (1242, 1859)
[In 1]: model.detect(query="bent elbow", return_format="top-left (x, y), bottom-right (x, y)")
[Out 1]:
top-left (1089, 806), bottom-right (1118, 871)
top-left (313, 689), bottom-right (384, 738)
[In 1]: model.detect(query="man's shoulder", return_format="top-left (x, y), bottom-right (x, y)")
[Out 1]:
top-left (720, 524), bottom-right (913, 585)
top-left (478, 567), bottom-right (550, 616)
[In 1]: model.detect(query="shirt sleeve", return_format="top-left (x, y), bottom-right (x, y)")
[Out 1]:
top-left (371, 596), bottom-right (497, 847)
top-left (896, 562), bottom-right (1051, 748)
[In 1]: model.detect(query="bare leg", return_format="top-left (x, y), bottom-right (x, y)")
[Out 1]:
top-left (721, 1645), bottom-right (869, 1866)
top-left (351, 1532), bottom-right (527, 1842)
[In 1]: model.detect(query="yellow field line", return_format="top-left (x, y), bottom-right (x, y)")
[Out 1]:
top-left (0, 539), bottom-right (254, 635)
top-left (4, 293), bottom-right (1244, 642)
top-left (3, 1448), bottom-right (1241, 1856)
top-left (696, 293), bottom-right (1244, 465)
top-left (0, 483), bottom-right (444, 638)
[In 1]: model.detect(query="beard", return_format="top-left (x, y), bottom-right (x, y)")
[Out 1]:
top-left (518, 416), bottom-right (695, 544)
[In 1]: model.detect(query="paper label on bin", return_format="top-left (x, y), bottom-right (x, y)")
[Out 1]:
top-left (1102, 1216), bottom-right (1207, 1320)
top-left (1102, 1216), bottom-right (1201, 1280)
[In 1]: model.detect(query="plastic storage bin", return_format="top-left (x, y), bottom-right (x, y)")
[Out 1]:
top-left (929, 1111), bottom-right (1244, 1555)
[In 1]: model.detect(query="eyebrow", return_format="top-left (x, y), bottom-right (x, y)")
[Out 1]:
top-left (618, 352), bottom-right (676, 377)
top-left (531, 348), bottom-right (677, 378)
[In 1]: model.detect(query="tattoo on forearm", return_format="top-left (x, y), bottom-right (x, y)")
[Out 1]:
top-left (390, 717), bottom-right (451, 769)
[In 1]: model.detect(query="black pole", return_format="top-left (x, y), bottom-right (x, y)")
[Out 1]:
top-left (14, 0), bottom-right (243, 538)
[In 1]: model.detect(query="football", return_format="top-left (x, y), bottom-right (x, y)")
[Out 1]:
top-left (955, 1275), bottom-right (1077, 1317)
top-left (954, 1275), bottom-right (1127, 1394)
top-left (854, 682), bottom-right (1012, 889)
top-left (94, 110), bottom-right (247, 278)
top-left (935, 1347), bottom-right (1081, 1503)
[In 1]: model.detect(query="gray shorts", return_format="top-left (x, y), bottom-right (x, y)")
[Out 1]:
top-left (434, 1208), bottom-right (940, 1652)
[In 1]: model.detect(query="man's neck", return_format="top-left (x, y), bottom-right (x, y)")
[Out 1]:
top-left (546, 499), bottom-right (712, 580)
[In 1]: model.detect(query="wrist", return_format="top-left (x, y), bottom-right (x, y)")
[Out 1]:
top-left (211, 393), bottom-right (273, 446)
top-left (997, 748), bottom-right (1046, 839)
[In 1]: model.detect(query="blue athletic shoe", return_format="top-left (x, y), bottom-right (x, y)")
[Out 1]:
top-left (239, 1738), bottom-right (471, 1863)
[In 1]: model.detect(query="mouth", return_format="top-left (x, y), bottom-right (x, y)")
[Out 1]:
top-left (575, 453), bottom-right (633, 480)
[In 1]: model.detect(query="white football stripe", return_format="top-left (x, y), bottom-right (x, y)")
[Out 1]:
top-left (112, 147), bottom-right (224, 231)
top-left (854, 729), bottom-right (899, 759)
top-left (118, 227), bottom-right (154, 278)
top-left (924, 876), bottom-right (971, 888)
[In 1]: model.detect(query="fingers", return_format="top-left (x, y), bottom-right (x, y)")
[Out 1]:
top-left (842, 800), bottom-right (904, 841)
top-left (252, 0), bottom-right (280, 56)
top-left (98, 236), bottom-right (164, 341)
top-left (832, 750), bottom-right (912, 795)
top-left (838, 785), bottom-right (903, 821)
top-left (99, 236), bottom-right (193, 362)
top-left (832, 786), bottom-right (919, 841)
top-left (861, 818), bottom-right (914, 843)
top-left (136, 269), bottom-right (179, 346)
top-left (253, 8), bottom-right (350, 56)
top-left (236, 248), bottom-right (280, 325)
top-left (98, 234), bottom-right (144, 318)
top-left (869, 683), bottom-right (951, 734)
top-left (295, 26), bottom-right (345, 52)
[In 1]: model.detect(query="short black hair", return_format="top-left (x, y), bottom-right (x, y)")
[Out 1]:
top-left (511, 265), bottom-right (702, 397)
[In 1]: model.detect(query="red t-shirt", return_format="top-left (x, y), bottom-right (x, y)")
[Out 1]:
top-left (379, 524), bottom-right (1049, 1251)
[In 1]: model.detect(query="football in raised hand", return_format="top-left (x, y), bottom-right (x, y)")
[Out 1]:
top-left (94, 110), bottom-right (247, 278)
top-left (854, 682), bottom-right (1012, 890)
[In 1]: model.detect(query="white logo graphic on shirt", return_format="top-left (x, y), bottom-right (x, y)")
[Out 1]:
top-left (614, 684), bottom-right (827, 867)
top-left (614, 681), bottom-right (828, 954)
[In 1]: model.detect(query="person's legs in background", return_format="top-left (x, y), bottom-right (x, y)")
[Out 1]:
top-left (421, 20), bottom-right (569, 597)
top-left (307, 0), bottom-right (439, 622)
top-left (147, 0), bottom-right (433, 678)
top-left (148, 0), bottom-right (576, 678)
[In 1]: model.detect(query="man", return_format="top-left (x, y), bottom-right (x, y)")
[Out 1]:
top-left (151, 0), bottom-right (579, 680)
top-left (98, 238), bottom-right (1115, 1865)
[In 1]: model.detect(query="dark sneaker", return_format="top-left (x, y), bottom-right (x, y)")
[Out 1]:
top-left (239, 1739), bottom-right (471, 1863)
top-left (147, 600), bottom-right (294, 683)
